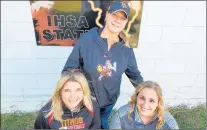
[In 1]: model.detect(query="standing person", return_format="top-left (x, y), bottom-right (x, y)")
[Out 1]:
top-left (62, 1), bottom-right (143, 129)
top-left (34, 69), bottom-right (101, 129)
top-left (109, 81), bottom-right (179, 129)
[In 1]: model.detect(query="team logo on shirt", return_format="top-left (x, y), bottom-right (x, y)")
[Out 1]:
top-left (97, 60), bottom-right (116, 80)
top-left (121, 2), bottom-right (127, 8)
top-left (59, 117), bottom-right (86, 129)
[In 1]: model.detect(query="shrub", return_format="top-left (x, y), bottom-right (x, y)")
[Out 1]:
top-left (1, 111), bottom-right (38, 129)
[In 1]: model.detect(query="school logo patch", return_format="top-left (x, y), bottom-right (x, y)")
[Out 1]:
top-left (59, 117), bottom-right (85, 129)
top-left (97, 60), bottom-right (116, 80)
top-left (121, 2), bottom-right (127, 8)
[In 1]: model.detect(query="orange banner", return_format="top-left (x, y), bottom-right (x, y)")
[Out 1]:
top-left (30, 1), bottom-right (143, 47)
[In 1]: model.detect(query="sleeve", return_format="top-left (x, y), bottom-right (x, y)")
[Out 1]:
top-left (34, 110), bottom-right (49, 129)
top-left (164, 111), bottom-right (179, 129)
top-left (125, 48), bottom-right (143, 87)
top-left (109, 110), bottom-right (122, 129)
top-left (89, 105), bottom-right (101, 129)
top-left (62, 37), bottom-right (84, 73)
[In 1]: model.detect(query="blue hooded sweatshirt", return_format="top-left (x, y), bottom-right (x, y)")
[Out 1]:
top-left (63, 27), bottom-right (143, 107)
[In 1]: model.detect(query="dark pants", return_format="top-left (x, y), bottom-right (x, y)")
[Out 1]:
top-left (100, 104), bottom-right (115, 129)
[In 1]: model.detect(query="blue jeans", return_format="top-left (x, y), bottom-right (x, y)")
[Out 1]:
top-left (100, 104), bottom-right (115, 129)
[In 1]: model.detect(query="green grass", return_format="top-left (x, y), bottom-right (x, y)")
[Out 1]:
top-left (1, 111), bottom-right (38, 129)
top-left (168, 104), bottom-right (206, 130)
top-left (1, 103), bottom-right (206, 129)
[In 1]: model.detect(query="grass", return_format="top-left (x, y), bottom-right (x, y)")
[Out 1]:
top-left (168, 104), bottom-right (206, 130)
top-left (1, 111), bottom-right (38, 129)
top-left (1, 103), bottom-right (206, 129)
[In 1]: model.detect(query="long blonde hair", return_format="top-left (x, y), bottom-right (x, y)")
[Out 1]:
top-left (46, 69), bottom-right (93, 122)
top-left (128, 81), bottom-right (165, 129)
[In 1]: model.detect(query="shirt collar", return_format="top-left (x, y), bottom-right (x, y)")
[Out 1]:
top-left (134, 106), bottom-right (142, 122)
top-left (62, 102), bottom-right (83, 114)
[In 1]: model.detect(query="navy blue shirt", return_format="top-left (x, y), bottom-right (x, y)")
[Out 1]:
top-left (34, 100), bottom-right (101, 129)
top-left (63, 27), bottom-right (143, 107)
top-left (34, 100), bottom-right (100, 129)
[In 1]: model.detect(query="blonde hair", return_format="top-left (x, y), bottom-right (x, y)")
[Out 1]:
top-left (119, 31), bottom-right (130, 47)
top-left (46, 69), bottom-right (93, 122)
top-left (119, 0), bottom-right (131, 48)
top-left (128, 81), bottom-right (165, 129)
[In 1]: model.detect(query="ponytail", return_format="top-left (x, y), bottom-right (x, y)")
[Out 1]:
top-left (119, 31), bottom-right (130, 48)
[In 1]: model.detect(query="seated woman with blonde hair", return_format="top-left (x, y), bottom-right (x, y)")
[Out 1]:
top-left (109, 80), bottom-right (179, 129)
top-left (34, 69), bottom-right (101, 129)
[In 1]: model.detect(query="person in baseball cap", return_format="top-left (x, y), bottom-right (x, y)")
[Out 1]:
top-left (63, 1), bottom-right (143, 129)
top-left (108, 1), bottom-right (130, 19)
top-left (103, 1), bottom-right (130, 37)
